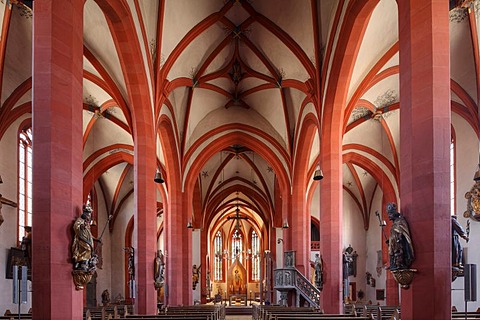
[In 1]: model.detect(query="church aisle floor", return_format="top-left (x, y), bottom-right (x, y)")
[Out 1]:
top-left (225, 316), bottom-right (252, 320)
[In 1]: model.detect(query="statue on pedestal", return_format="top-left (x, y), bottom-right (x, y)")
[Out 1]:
top-left (452, 215), bottom-right (469, 269)
top-left (386, 202), bottom-right (416, 289)
top-left (71, 204), bottom-right (110, 290)
top-left (192, 264), bottom-right (201, 290)
top-left (154, 249), bottom-right (165, 289)
top-left (387, 203), bottom-right (414, 270)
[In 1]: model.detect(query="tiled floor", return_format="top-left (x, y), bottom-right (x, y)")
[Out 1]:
top-left (225, 316), bottom-right (252, 320)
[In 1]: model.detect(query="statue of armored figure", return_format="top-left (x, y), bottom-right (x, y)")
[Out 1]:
top-left (386, 203), bottom-right (415, 270)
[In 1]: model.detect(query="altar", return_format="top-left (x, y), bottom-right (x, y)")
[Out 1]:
top-left (229, 294), bottom-right (247, 306)
top-left (227, 258), bottom-right (247, 296)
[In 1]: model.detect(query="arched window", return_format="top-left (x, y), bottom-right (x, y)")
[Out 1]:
top-left (232, 229), bottom-right (243, 263)
top-left (251, 230), bottom-right (260, 281)
top-left (214, 231), bottom-right (223, 281)
top-left (18, 127), bottom-right (32, 243)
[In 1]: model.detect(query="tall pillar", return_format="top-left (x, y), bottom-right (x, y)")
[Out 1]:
top-left (289, 188), bottom-right (310, 275)
top-left (134, 130), bottom-right (157, 314)
top-left (32, 1), bottom-right (84, 319)
top-left (200, 229), bottom-right (208, 304)
top-left (319, 143), bottom-right (343, 313)
top-left (398, 1), bottom-right (451, 319)
top-left (165, 189), bottom-right (192, 305)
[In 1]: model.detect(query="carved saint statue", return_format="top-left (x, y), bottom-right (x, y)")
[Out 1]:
top-left (452, 215), bottom-right (469, 269)
top-left (192, 264), bottom-right (201, 290)
top-left (72, 205), bottom-right (98, 272)
top-left (387, 203), bottom-right (414, 270)
top-left (154, 249), bottom-right (165, 289)
top-left (311, 253), bottom-right (323, 291)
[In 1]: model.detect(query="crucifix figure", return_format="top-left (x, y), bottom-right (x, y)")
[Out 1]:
top-left (226, 204), bottom-right (248, 230)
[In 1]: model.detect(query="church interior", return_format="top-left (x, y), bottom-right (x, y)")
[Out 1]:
top-left (0, 0), bottom-right (479, 319)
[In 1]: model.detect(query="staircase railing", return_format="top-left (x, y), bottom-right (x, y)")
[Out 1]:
top-left (273, 268), bottom-right (321, 308)
top-left (294, 269), bottom-right (320, 307)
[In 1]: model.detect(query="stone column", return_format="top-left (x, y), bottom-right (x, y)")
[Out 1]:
top-left (32, 1), bottom-right (84, 319)
top-left (134, 135), bottom-right (157, 314)
top-left (165, 189), bottom-right (192, 305)
top-left (319, 136), bottom-right (343, 313)
top-left (398, 1), bottom-right (451, 319)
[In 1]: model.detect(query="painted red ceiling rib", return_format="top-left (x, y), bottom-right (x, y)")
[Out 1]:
top-left (109, 164), bottom-right (132, 216)
top-left (467, 7), bottom-right (480, 104)
top-left (110, 188), bottom-right (134, 232)
top-left (203, 184), bottom-right (271, 229)
top-left (83, 46), bottom-right (133, 131)
top-left (0, 77), bottom-right (31, 126)
top-left (194, 36), bottom-right (233, 80)
top-left (0, 102), bottom-right (30, 140)
top-left (159, 2), bottom-right (234, 82)
top-left (239, 153), bottom-right (274, 209)
top-left (240, 1), bottom-right (315, 79)
top-left (452, 101), bottom-right (479, 136)
top-left (0, 5), bottom-right (12, 99)
top-left (83, 151), bottom-right (134, 197)
top-left (157, 103), bottom-right (181, 152)
top-left (202, 152), bottom-right (235, 207)
top-left (343, 185), bottom-right (365, 227)
top-left (154, 0), bottom-right (165, 103)
top-left (451, 79), bottom-right (478, 121)
top-left (133, 0), bottom-right (155, 84)
top-left (343, 143), bottom-right (397, 184)
top-left (83, 143), bottom-right (134, 170)
top-left (180, 87), bottom-right (194, 157)
top-left (346, 162), bottom-right (368, 227)
top-left (343, 42), bottom-right (399, 132)
top-left (278, 88), bottom-right (292, 154)
top-left (183, 123), bottom-right (291, 173)
top-left (183, 130), bottom-right (291, 202)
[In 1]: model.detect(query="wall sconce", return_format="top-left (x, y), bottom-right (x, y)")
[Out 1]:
top-left (277, 238), bottom-right (284, 244)
top-left (154, 170), bottom-right (164, 184)
top-left (186, 220), bottom-right (193, 229)
top-left (313, 167), bottom-right (323, 181)
top-left (282, 219), bottom-right (289, 229)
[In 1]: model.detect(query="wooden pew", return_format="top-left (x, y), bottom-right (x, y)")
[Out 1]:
top-left (1, 310), bottom-right (32, 320)
top-left (255, 304), bottom-right (372, 320)
top-left (453, 311), bottom-right (480, 318)
top-left (163, 305), bottom-right (224, 320)
top-left (125, 316), bottom-right (212, 320)
top-left (254, 305), bottom-right (318, 320)
top-left (269, 315), bottom-right (372, 320)
top-left (377, 306), bottom-right (400, 320)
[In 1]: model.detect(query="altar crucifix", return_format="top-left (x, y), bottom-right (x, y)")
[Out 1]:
top-left (227, 204), bottom-right (248, 231)
top-left (227, 204), bottom-right (248, 229)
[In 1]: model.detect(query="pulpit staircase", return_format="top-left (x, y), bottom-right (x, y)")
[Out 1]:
top-left (274, 267), bottom-right (321, 308)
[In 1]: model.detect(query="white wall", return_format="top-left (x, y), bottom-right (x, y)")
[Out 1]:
top-left (94, 189), bottom-right (112, 305)
top-left (452, 113), bottom-right (480, 311)
top-left (110, 195), bottom-right (134, 301)
top-left (343, 193), bottom-right (367, 303)
top-left (0, 115), bottom-right (32, 314)
top-left (365, 190), bottom-right (386, 305)
top-left (192, 229), bottom-right (201, 303)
